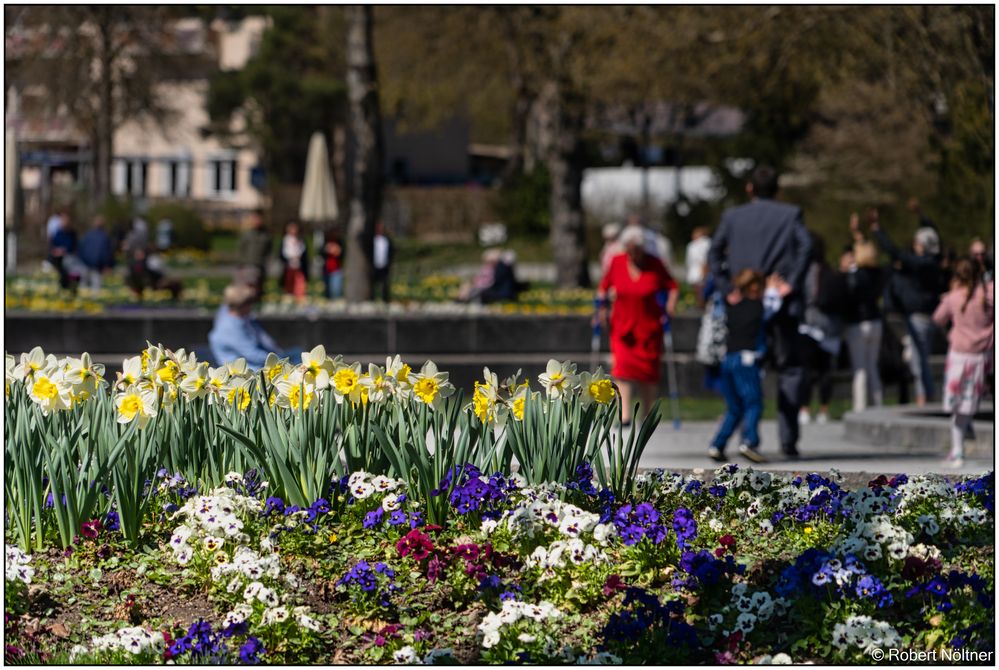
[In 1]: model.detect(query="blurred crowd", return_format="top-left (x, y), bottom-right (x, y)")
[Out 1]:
top-left (596, 168), bottom-right (993, 466)
top-left (44, 207), bottom-right (181, 300)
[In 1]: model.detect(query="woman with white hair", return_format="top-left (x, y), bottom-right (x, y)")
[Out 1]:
top-left (596, 225), bottom-right (679, 424)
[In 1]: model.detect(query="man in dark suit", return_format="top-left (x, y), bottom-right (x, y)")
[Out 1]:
top-left (708, 165), bottom-right (812, 462)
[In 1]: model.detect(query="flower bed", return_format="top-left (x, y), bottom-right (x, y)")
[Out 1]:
top-left (4, 346), bottom-right (994, 664)
top-left (5, 273), bottom-right (595, 316)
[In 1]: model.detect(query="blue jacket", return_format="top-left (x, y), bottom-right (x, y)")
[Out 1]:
top-left (78, 229), bottom-right (115, 270)
top-left (708, 198), bottom-right (812, 316)
top-left (208, 306), bottom-right (279, 370)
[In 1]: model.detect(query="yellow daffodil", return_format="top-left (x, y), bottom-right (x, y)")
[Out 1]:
top-left (331, 363), bottom-right (364, 404)
top-left (28, 368), bottom-right (71, 414)
top-left (226, 383), bottom-right (253, 411)
top-left (262, 353), bottom-right (288, 384)
top-left (579, 369), bottom-right (616, 407)
top-left (511, 394), bottom-right (526, 421)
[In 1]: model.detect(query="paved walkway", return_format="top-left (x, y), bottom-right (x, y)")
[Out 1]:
top-left (637, 420), bottom-right (994, 476)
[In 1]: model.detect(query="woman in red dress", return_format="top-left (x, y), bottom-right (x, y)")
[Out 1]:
top-left (596, 226), bottom-right (679, 423)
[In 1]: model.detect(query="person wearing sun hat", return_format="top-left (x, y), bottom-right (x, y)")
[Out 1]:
top-left (209, 283), bottom-right (286, 369)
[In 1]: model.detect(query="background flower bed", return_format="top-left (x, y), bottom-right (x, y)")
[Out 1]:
top-left (5, 272), bottom-right (595, 316)
top-left (4, 346), bottom-right (995, 664)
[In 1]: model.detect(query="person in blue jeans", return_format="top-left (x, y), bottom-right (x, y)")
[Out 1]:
top-left (708, 269), bottom-right (791, 463)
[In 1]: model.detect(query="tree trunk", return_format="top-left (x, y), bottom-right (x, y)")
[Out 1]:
top-left (498, 10), bottom-right (533, 182)
top-left (539, 79), bottom-right (590, 289)
top-left (344, 5), bottom-right (384, 303)
top-left (94, 12), bottom-right (115, 203)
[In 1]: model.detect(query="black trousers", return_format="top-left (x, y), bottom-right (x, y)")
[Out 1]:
top-left (802, 337), bottom-right (835, 407)
top-left (371, 267), bottom-right (390, 302)
top-left (768, 309), bottom-right (806, 453)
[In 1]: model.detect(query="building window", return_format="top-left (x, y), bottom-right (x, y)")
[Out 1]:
top-left (112, 158), bottom-right (149, 197)
top-left (206, 158), bottom-right (238, 197)
top-left (161, 159), bottom-right (192, 197)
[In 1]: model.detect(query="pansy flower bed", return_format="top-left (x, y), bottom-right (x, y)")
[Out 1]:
top-left (4, 346), bottom-right (994, 664)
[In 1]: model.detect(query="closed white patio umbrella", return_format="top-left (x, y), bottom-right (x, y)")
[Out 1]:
top-left (300, 132), bottom-right (338, 221)
top-left (299, 131), bottom-right (338, 270)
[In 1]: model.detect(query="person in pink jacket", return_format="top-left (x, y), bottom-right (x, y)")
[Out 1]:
top-left (932, 258), bottom-right (994, 466)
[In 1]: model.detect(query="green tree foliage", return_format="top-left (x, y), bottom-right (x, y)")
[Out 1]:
top-left (5, 6), bottom-right (191, 201)
top-left (205, 6), bottom-right (347, 183)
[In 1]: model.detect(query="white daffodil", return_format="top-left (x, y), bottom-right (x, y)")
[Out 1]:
top-left (62, 352), bottom-right (105, 399)
top-left (114, 383), bottom-right (158, 428)
top-left (538, 359), bottom-right (579, 399)
top-left (179, 361), bottom-right (210, 400)
top-left (14, 346), bottom-right (57, 382)
top-left (273, 370), bottom-right (316, 412)
top-left (300, 345), bottom-right (335, 390)
top-left (410, 360), bottom-right (454, 410)
top-left (359, 363), bottom-right (396, 404)
top-left (225, 357), bottom-right (250, 378)
top-left (386, 355), bottom-right (413, 393)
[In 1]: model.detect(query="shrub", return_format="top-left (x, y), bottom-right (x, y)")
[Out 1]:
top-left (147, 202), bottom-right (211, 250)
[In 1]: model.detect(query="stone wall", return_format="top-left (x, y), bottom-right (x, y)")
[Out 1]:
top-left (6, 311), bottom-right (942, 399)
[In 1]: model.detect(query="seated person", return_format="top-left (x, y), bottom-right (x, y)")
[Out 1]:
top-left (209, 284), bottom-right (289, 369)
top-left (481, 249), bottom-right (523, 304)
top-left (128, 248), bottom-right (182, 301)
top-left (458, 249), bottom-right (503, 303)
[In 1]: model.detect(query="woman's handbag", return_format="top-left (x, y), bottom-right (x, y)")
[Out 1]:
top-left (696, 292), bottom-right (727, 366)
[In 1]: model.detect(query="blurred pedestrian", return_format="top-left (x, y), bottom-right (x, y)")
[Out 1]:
top-left (842, 240), bottom-right (885, 412)
top-left (322, 229), bottom-right (344, 300)
top-left (123, 218), bottom-right (150, 264)
top-left (209, 283), bottom-right (287, 369)
top-left (933, 258), bottom-right (993, 467)
top-left (46, 206), bottom-right (68, 242)
top-left (127, 247), bottom-right (182, 301)
top-left (799, 231), bottom-right (846, 425)
top-left (599, 223), bottom-right (623, 276)
top-left (156, 218), bottom-right (173, 252)
top-left (626, 214), bottom-right (675, 271)
top-left (596, 225), bottom-right (679, 425)
top-left (280, 222), bottom-right (308, 303)
top-left (708, 270), bottom-right (791, 462)
top-left (970, 237), bottom-right (993, 282)
top-left (48, 212), bottom-right (77, 289)
top-left (370, 221), bottom-right (393, 302)
top-left (685, 226), bottom-right (712, 306)
top-left (708, 164), bottom-right (812, 459)
top-left (77, 215), bottom-right (115, 291)
top-left (238, 209), bottom-right (272, 300)
top-left (870, 209), bottom-right (943, 406)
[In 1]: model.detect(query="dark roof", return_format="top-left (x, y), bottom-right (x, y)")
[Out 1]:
top-left (587, 101), bottom-right (744, 138)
